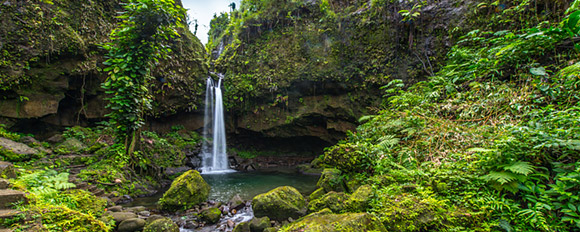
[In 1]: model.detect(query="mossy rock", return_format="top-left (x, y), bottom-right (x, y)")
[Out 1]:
top-left (56, 138), bottom-right (87, 154)
top-left (316, 168), bottom-right (346, 193)
top-left (323, 143), bottom-right (371, 173)
top-left (280, 211), bottom-right (387, 232)
top-left (250, 216), bottom-right (270, 232)
top-left (118, 218), bottom-right (146, 232)
top-left (233, 221), bottom-right (250, 232)
top-left (200, 207), bottom-right (222, 224)
top-left (345, 185), bottom-right (373, 212)
top-left (158, 170), bottom-right (210, 211)
top-left (308, 187), bottom-right (326, 201)
top-left (143, 217), bottom-right (179, 232)
top-left (251, 186), bottom-right (306, 222)
top-left (307, 191), bottom-right (348, 213)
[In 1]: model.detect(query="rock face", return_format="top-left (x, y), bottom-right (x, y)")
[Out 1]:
top-left (251, 186), bottom-right (306, 222)
top-left (158, 170), bottom-right (210, 211)
top-left (281, 210), bottom-right (387, 232)
top-left (0, 0), bottom-right (208, 134)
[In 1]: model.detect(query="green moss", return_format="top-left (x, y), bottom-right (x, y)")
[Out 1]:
top-left (323, 144), bottom-right (372, 173)
top-left (308, 187), bottom-right (326, 201)
top-left (251, 186), bottom-right (306, 221)
top-left (316, 168), bottom-right (346, 193)
top-left (200, 207), bottom-right (222, 224)
top-left (280, 211), bottom-right (387, 232)
top-left (307, 191), bottom-right (348, 213)
top-left (143, 218), bottom-right (179, 232)
top-left (158, 170), bottom-right (210, 211)
top-left (345, 185), bottom-right (373, 212)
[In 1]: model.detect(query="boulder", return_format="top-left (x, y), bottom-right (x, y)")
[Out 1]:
top-left (0, 137), bottom-right (39, 161)
top-left (118, 218), bottom-right (146, 232)
top-left (109, 212), bottom-right (137, 225)
top-left (250, 216), bottom-right (270, 232)
top-left (252, 186), bottom-right (306, 222)
top-left (345, 185), bottom-right (373, 212)
top-left (281, 211), bottom-right (387, 232)
top-left (229, 194), bottom-right (245, 209)
top-left (233, 221), bottom-right (250, 232)
top-left (143, 217), bottom-right (179, 232)
top-left (307, 192), bottom-right (348, 213)
top-left (200, 207), bottom-right (222, 224)
top-left (316, 168), bottom-right (346, 193)
top-left (0, 162), bottom-right (16, 179)
top-left (158, 170), bottom-right (210, 211)
top-left (55, 138), bottom-right (87, 154)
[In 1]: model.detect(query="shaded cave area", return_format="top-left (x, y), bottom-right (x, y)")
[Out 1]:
top-left (229, 129), bottom-right (332, 158)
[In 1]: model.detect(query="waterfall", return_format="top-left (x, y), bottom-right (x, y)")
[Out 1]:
top-left (200, 76), bottom-right (233, 174)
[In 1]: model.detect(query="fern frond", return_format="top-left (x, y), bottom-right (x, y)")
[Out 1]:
top-left (377, 135), bottom-right (400, 149)
top-left (467, 147), bottom-right (497, 153)
top-left (503, 161), bottom-right (535, 176)
top-left (358, 115), bottom-right (375, 123)
top-left (483, 171), bottom-right (518, 185)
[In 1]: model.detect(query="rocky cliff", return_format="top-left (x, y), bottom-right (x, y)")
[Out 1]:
top-left (0, 0), bottom-right (207, 135)
top-left (208, 0), bottom-right (476, 154)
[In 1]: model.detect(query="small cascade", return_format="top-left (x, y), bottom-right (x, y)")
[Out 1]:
top-left (200, 76), bottom-right (233, 174)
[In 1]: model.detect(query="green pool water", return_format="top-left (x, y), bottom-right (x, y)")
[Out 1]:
top-left (124, 170), bottom-right (319, 207)
top-left (202, 170), bottom-right (320, 202)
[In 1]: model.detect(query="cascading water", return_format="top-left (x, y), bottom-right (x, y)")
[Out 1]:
top-left (200, 76), bottom-right (233, 174)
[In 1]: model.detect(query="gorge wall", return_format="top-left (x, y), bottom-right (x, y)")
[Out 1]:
top-left (0, 0), bottom-right (207, 137)
top-left (208, 0), bottom-right (478, 155)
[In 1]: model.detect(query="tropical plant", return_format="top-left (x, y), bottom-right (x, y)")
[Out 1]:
top-left (102, 0), bottom-right (186, 155)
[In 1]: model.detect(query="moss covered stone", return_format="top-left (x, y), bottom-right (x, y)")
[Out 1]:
top-left (345, 185), bottom-right (373, 212)
top-left (307, 191), bottom-right (348, 213)
top-left (158, 170), bottom-right (210, 211)
top-left (200, 207), bottom-right (222, 224)
top-left (308, 187), bottom-right (326, 201)
top-left (316, 168), bottom-right (346, 193)
top-left (280, 211), bottom-right (387, 232)
top-left (143, 217), bottom-right (179, 232)
top-left (250, 216), bottom-right (271, 232)
top-left (251, 186), bottom-right (306, 222)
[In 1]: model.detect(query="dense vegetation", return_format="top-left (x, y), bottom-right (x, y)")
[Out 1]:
top-left (316, 0), bottom-right (580, 231)
top-left (1, 0), bottom-right (580, 231)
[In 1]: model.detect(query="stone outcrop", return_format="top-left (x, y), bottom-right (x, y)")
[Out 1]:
top-left (158, 170), bottom-right (210, 211)
top-left (251, 186), bottom-right (306, 222)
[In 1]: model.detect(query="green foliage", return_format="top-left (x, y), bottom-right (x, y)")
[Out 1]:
top-left (322, 143), bottom-right (374, 173)
top-left (101, 0), bottom-right (186, 147)
top-left (0, 124), bottom-right (21, 141)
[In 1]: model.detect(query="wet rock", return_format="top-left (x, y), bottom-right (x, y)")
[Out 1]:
top-left (227, 219), bottom-right (235, 228)
top-left (158, 170), bottom-right (210, 211)
top-left (143, 217), bottom-right (179, 232)
top-left (110, 212), bottom-right (137, 225)
top-left (138, 210), bottom-right (151, 217)
top-left (200, 207), bottom-right (222, 224)
top-left (252, 186), bottom-right (306, 222)
top-left (126, 206), bottom-right (146, 213)
top-left (316, 168), bottom-right (346, 192)
top-left (283, 211), bottom-right (386, 232)
top-left (146, 215), bottom-right (166, 224)
top-left (228, 194), bottom-right (245, 210)
top-left (108, 205), bottom-right (123, 212)
top-left (250, 216), bottom-right (270, 232)
top-left (118, 218), bottom-right (146, 232)
top-left (233, 221), bottom-right (250, 232)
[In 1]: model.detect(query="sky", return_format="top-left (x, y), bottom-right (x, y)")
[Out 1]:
top-left (181, 0), bottom-right (241, 45)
